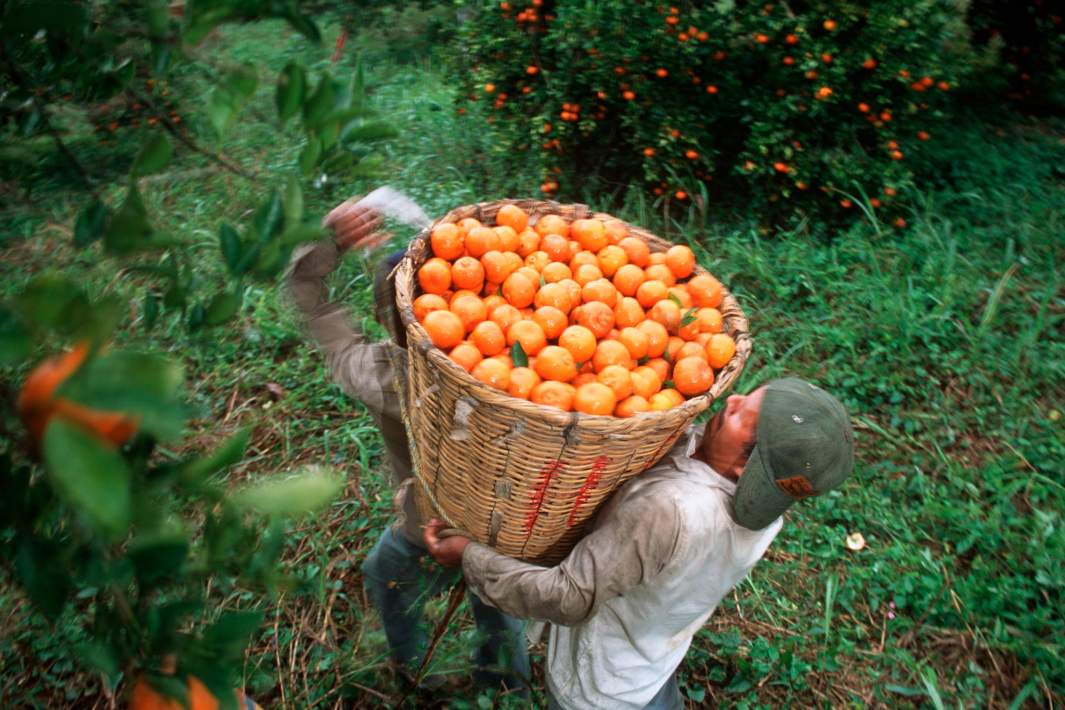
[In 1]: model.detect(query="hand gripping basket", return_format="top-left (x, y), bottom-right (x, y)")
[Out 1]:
top-left (393, 200), bottom-right (751, 564)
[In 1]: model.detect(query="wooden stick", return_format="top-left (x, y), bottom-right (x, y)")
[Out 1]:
top-left (396, 579), bottom-right (467, 706)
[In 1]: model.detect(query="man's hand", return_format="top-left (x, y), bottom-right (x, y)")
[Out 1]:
top-left (424, 518), bottom-right (471, 568)
top-left (323, 198), bottom-right (390, 253)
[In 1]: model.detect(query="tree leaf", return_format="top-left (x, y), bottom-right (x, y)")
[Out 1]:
top-left (275, 61), bottom-right (306, 124)
top-left (180, 427), bottom-right (251, 486)
top-left (74, 199), bottom-right (109, 247)
top-left (282, 11), bottom-right (320, 43)
top-left (43, 419), bottom-right (132, 539)
top-left (510, 341), bottom-right (528, 368)
top-left (302, 75), bottom-right (336, 128)
top-left (279, 223), bottom-right (323, 246)
top-left (233, 466), bottom-right (343, 518)
top-left (218, 222), bottom-right (242, 275)
top-left (131, 132), bottom-right (173, 177)
top-left (680, 307), bottom-right (698, 327)
top-left (668, 292), bottom-right (683, 307)
top-left (142, 290), bottom-right (159, 331)
top-left (128, 533), bottom-right (189, 586)
top-left (298, 137), bottom-right (321, 176)
top-left (103, 184), bottom-right (152, 255)
top-left (15, 536), bottom-right (71, 620)
top-left (252, 190), bottom-right (283, 240)
top-left (283, 175), bottom-right (303, 224)
top-left (340, 120), bottom-right (399, 144)
top-left (204, 610), bottom-right (264, 654)
top-left (0, 305), bottom-right (32, 365)
top-left (204, 290), bottom-right (241, 326)
top-left (57, 351), bottom-right (186, 441)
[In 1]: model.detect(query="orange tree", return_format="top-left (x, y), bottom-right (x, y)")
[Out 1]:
top-left (450, 0), bottom-right (961, 225)
top-left (0, 0), bottom-right (395, 706)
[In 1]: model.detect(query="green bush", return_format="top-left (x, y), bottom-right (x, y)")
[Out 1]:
top-left (450, 0), bottom-right (962, 225)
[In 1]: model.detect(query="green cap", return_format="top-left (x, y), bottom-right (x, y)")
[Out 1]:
top-left (732, 378), bottom-right (854, 530)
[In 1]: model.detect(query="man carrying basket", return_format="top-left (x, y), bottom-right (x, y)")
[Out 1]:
top-left (286, 201), bottom-right (530, 694)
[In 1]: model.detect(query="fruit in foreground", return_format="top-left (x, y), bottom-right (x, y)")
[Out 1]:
top-left (18, 342), bottom-right (138, 448)
top-left (129, 675), bottom-right (260, 710)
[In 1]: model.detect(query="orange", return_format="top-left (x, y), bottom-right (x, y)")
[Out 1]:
top-left (465, 226), bottom-right (502, 258)
top-left (706, 333), bottom-right (736, 369)
top-left (471, 320), bottom-right (506, 356)
top-left (636, 279), bottom-right (669, 308)
top-left (697, 307), bottom-right (723, 333)
top-left (413, 294), bottom-right (448, 322)
top-left (596, 245), bottom-right (628, 277)
top-left (593, 339), bottom-right (633, 372)
top-left (508, 366), bottom-right (541, 399)
top-left (615, 395), bottom-right (650, 418)
top-left (431, 223), bottom-right (464, 260)
top-left (490, 353), bottom-right (514, 369)
top-left (531, 380), bottom-right (576, 410)
top-left (582, 278), bottom-right (619, 307)
top-left (516, 266), bottom-right (541, 284)
top-left (574, 263), bottom-right (604, 286)
top-left (507, 320), bottom-right (547, 356)
top-left (571, 218), bottom-right (608, 251)
top-left (418, 258), bottom-right (452, 295)
top-left (540, 233), bottom-right (570, 262)
top-left (533, 306), bottom-right (568, 339)
top-left (667, 286), bottom-right (693, 308)
top-left (574, 301), bottom-right (615, 339)
top-left (17, 343), bottom-right (138, 448)
top-left (645, 357), bottom-right (671, 382)
top-left (677, 341), bottom-right (708, 362)
top-left (496, 204), bottom-right (529, 233)
top-left (649, 388), bottom-right (685, 410)
top-left (618, 327), bottom-right (650, 359)
top-left (648, 252), bottom-right (667, 266)
top-left (483, 294), bottom-right (507, 314)
top-left (493, 225), bottom-right (520, 252)
top-left (450, 293), bottom-right (487, 332)
top-left (517, 228), bottom-right (541, 257)
top-left (603, 218), bottom-right (628, 244)
top-left (541, 261), bottom-right (572, 283)
top-left (631, 366), bottom-right (663, 399)
top-left (665, 245), bottom-right (695, 278)
top-left (535, 214), bottom-right (570, 238)
top-left (534, 345), bottom-right (577, 382)
top-left (637, 320), bottom-right (669, 357)
top-left (502, 272), bottom-right (536, 308)
top-left (570, 250), bottom-right (599, 270)
top-left (483, 282), bottom-right (501, 297)
top-left (650, 299), bottom-right (681, 333)
top-left (489, 303), bottom-right (523, 333)
top-left (472, 358), bottom-right (511, 390)
top-left (481, 250), bottom-right (516, 284)
top-left (673, 356), bottom-right (714, 395)
top-left (449, 289), bottom-right (479, 305)
top-left (597, 365), bottom-right (633, 400)
top-left (677, 313), bottom-right (701, 342)
top-left (665, 336), bottom-right (685, 362)
top-left (568, 240), bottom-right (581, 260)
top-left (456, 217), bottom-right (483, 237)
top-left (572, 372), bottom-right (597, 387)
top-left (612, 263), bottom-right (646, 297)
top-left (645, 264), bottom-right (676, 287)
top-left (687, 273), bottom-right (724, 308)
top-left (614, 297), bottom-right (645, 328)
top-left (534, 282), bottom-right (573, 313)
top-left (558, 278), bottom-right (583, 308)
top-left (423, 310), bottom-right (464, 349)
top-left (449, 342), bottom-right (483, 372)
top-left (525, 250), bottom-right (551, 271)
top-left (618, 237), bottom-right (650, 267)
top-left (574, 382), bottom-right (616, 416)
top-left (559, 325), bottom-right (597, 363)
top-left (451, 256), bottom-right (485, 292)
top-left (129, 675), bottom-right (238, 710)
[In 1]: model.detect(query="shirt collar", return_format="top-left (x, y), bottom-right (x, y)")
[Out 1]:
top-left (674, 425), bottom-right (737, 495)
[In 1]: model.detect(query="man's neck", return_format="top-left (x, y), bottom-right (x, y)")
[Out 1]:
top-left (692, 445), bottom-right (740, 483)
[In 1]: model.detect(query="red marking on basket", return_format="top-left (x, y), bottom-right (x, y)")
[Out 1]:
top-left (524, 459), bottom-right (565, 536)
top-left (332, 28), bottom-right (349, 63)
top-left (566, 455), bottom-right (609, 528)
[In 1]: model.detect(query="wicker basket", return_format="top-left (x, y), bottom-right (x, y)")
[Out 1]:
top-left (393, 200), bottom-right (751, 564)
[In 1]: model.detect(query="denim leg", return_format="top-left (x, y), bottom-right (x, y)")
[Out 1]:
top-left (361, 525), bottom-right (450, 669)
top-left (468, 592), bottom-right (531, 693)
top-left (545, 672), bottom-right (683, 709)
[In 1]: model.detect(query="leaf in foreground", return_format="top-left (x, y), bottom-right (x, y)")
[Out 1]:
top-left (232, 466), bottom-right (343, 518)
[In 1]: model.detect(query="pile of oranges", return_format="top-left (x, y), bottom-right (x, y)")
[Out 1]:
top-left (414, 205), bottom-right (737, 417)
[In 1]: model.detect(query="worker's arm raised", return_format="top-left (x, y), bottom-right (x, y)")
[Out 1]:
top-left (426, 491), bottom-right (684, 626)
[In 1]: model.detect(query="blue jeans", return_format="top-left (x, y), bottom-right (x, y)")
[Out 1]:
top-left (546, 674), bottom-right (683, 710)
top-left (361, 525), bottom-right (531, 692)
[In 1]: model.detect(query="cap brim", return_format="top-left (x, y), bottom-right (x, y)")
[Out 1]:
top-left (732, 443), bottom-right (795, 530)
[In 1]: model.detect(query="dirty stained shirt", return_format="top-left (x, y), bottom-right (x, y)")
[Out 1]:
top-left (286, 240), bottom-right (423, 545)
top-left (462, 427), bottom-right (784, 710)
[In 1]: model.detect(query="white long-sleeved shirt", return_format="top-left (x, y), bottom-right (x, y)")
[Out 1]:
top-left (462, 426), bottom-right (783, 710)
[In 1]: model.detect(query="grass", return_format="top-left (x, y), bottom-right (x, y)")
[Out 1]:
top-left (2, 15), bottom-right (1064, 709)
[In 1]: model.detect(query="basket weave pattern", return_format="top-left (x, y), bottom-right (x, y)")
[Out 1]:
top-left (394, 200), bottom-right (751, 564)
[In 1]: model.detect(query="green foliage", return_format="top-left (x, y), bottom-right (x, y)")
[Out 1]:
top-left (450, 0), bottom-right (961, 224)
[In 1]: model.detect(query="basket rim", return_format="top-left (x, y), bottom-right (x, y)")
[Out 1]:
top-left (395, 199), bottom-right (751, 425)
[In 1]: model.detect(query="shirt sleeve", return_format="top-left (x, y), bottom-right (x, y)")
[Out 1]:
top-left (461, 490), bottom-right (684, 626)
top-left (286, 240), bottom-right (401, 419)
